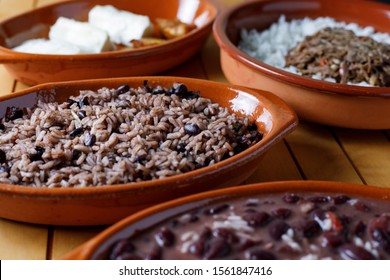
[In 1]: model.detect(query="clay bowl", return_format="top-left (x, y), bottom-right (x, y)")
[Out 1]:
top-left (0, 76), bottom-right (297, 226)
top-left (213, 0), bottom-right (390, 129)
top-left (63, 180), bottom-right (390, 260)
top-left (0, 0), bottom-right (217, 86)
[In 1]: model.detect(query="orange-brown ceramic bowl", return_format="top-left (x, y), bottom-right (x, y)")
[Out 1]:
top-left (0, 76), bottom-right (297, 226)
top-left (0, 0), bottom-right (217, 86)
top-left (213, 0), bottom-right (390, 129)
top-left (63, 180), bottom-right (390, 259)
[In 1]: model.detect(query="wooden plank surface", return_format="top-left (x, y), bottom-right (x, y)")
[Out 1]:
top-left (0, 0), bottom-right (50, 261)
top-left (0, 0), bottom-right (389, 260)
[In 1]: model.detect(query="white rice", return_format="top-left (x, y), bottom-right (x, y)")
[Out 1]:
top-left (239, 15), bottom-right (390, 86)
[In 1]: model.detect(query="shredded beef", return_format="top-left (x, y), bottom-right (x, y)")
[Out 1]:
top-left (285, 27), bottom-right (390, 86)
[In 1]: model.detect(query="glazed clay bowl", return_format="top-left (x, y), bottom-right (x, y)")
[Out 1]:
top-left (0, 0), bottom-right (217, 86)
top-left (64, 180), bottom-right (390, 260)
top-left (0, 76), bottom-right (297, 225)
top-left (213, 0), bottom-right (390, 129)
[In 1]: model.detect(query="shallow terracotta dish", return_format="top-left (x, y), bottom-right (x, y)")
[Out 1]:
top-left (0, 76), bottom-right (297, 225)
top-left (0, 0), bottom-right (217, 85)
top-left (64, 180), bottom-right (390, 260)
top-left (213, 0), bottom-right (390, 129)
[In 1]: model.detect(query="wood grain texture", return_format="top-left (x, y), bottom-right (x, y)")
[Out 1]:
top-left (51, 226), bottom-right (105, 260)
top-left (285, 123), bottom-right (363, 183)
top-left (0, 219), bottom-right (48, 260)
top-left (335, 129), bottom-right (390, 188)
top-left (0, 66), bottom-right (14, 96)
top-left (0, 0), bottom-right (35, 19)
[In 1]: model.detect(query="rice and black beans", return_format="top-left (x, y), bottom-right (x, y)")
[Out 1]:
top-left (0, 82), bottom-right (262, 188)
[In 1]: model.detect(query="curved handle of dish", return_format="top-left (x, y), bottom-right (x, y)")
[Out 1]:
top-left (62, 244), bottom-right (90, 260)
top-left (244, 86), bottom-right (299, 134)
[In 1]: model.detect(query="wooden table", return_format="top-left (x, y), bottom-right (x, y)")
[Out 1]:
top-left (0, 0), bottom-right (389, 260)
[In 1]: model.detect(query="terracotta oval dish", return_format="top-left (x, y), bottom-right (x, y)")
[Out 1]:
top-left (0, 0), bottom-right (217, 85)
top-left (0, 76), bottom-right (297, 225)
top-left (64, 180), bottom-right (390, 260)
top-left (213, 0), bottom-right (390, 129)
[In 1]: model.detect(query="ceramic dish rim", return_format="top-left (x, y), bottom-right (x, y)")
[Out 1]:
top-left (0, 0), bottom-right (217, 62)
top-left (0, 76), bottom-right (297, 198)
top-left (213, 0), bottom-right (390, 98)
top-left (64, 180), bottom-right (390, 259)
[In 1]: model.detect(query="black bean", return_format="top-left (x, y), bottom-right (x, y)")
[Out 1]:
top-left (353, 201), bottom-right (370, 212)
top-left (85, 134), bottom-right (96, 147)
top-left (204, 204), bottom-right (229, 215)
top-left (176, 142), bottom-right (186, 153)
top-left (155, 227), bottom-right (175, 247)
top-left (78, 96), bottom-right (89, 108)
top-left (308, 196), bottom-right (329, 203)
top-left (213, 228), bottom-right (239, 244)
top-left (354, 221), bottom-right (366, 238)
top-left (233, 135), bottom-right (250, 153)
top-left (152, 86), bottom-right (166, 95)
top-left (0, 123), bottom-right (5, 131)
top-left (77, 110), bottom-right (87, 119)
top-left (189, 228), bottom-right (212, 257)
top-left (247, 123), bottom-right (258, 131)
top-left (184, 124), bottom-right (201, 135)
top-left (303, 220), bottom-right (322, 239)
top-left (109, 239), bottom-right (136, 260)
top-left (29, 146), bottom-right (45, 162)
top-left (69, 127), bottom-right (84, 137)
top-left (339, 214), bottom-right (352, 226)
top-left (143, 80), bottom-right (152, 92)
top-left (71, 149), bottom-right (81, 161)
top-left (371, 228), bottom-right (390, 253)
top-left (35, 146), bottom-right (45, 154)
top-left (243, 211), bottom-right (271, 227)
top-left (282, 193), bottom-right (300, 204)
top-left (5, 106), bottom-right (24, 121)
top-left (185, 90), bottom-right (200, 100)
top-left (172, 83), bottom-right (188, 96)
top-left (189, 215), bottom-right (199, 223)
top-left (168, 87), bottom-right (176, 95)
top-left (247, 249), bottom-right (277, 260)
top-left (204, 156), bottom-right (212, 166)
top-left (322, 231), bottom-right (345, 248)
top-left (332, 195), bottom-right (351, 205)
top-left (0, 149), bottom-right (6, 163)
top-left (116, 84), bottom-right (130, 95)
top-left (339, 244), bottom-right (375, 260)
top-left (249, 130), bottom-right (263, 143)
top-left (269, 220), bottom-right (290, 240)
top-left (203, 238), bottom-right (231, 260)
top-left (271, 208), bottom-right (292, 220)
top-left (67, 98), bottom-right (77, 108)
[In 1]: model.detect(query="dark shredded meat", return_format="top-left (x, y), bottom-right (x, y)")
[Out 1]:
top-left (285, 27), bottom-right (390, 86)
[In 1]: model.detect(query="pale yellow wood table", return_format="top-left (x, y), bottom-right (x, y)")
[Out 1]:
top-left (0, 0), bottom-right (389, 260)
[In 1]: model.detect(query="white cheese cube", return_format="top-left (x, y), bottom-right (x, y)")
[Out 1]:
top-left (88, 5), bottom-right (152, 46)
top-left (49, 17), bottom-right (112, 54)
top-left (13, 38), bottom-right (81, 55)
